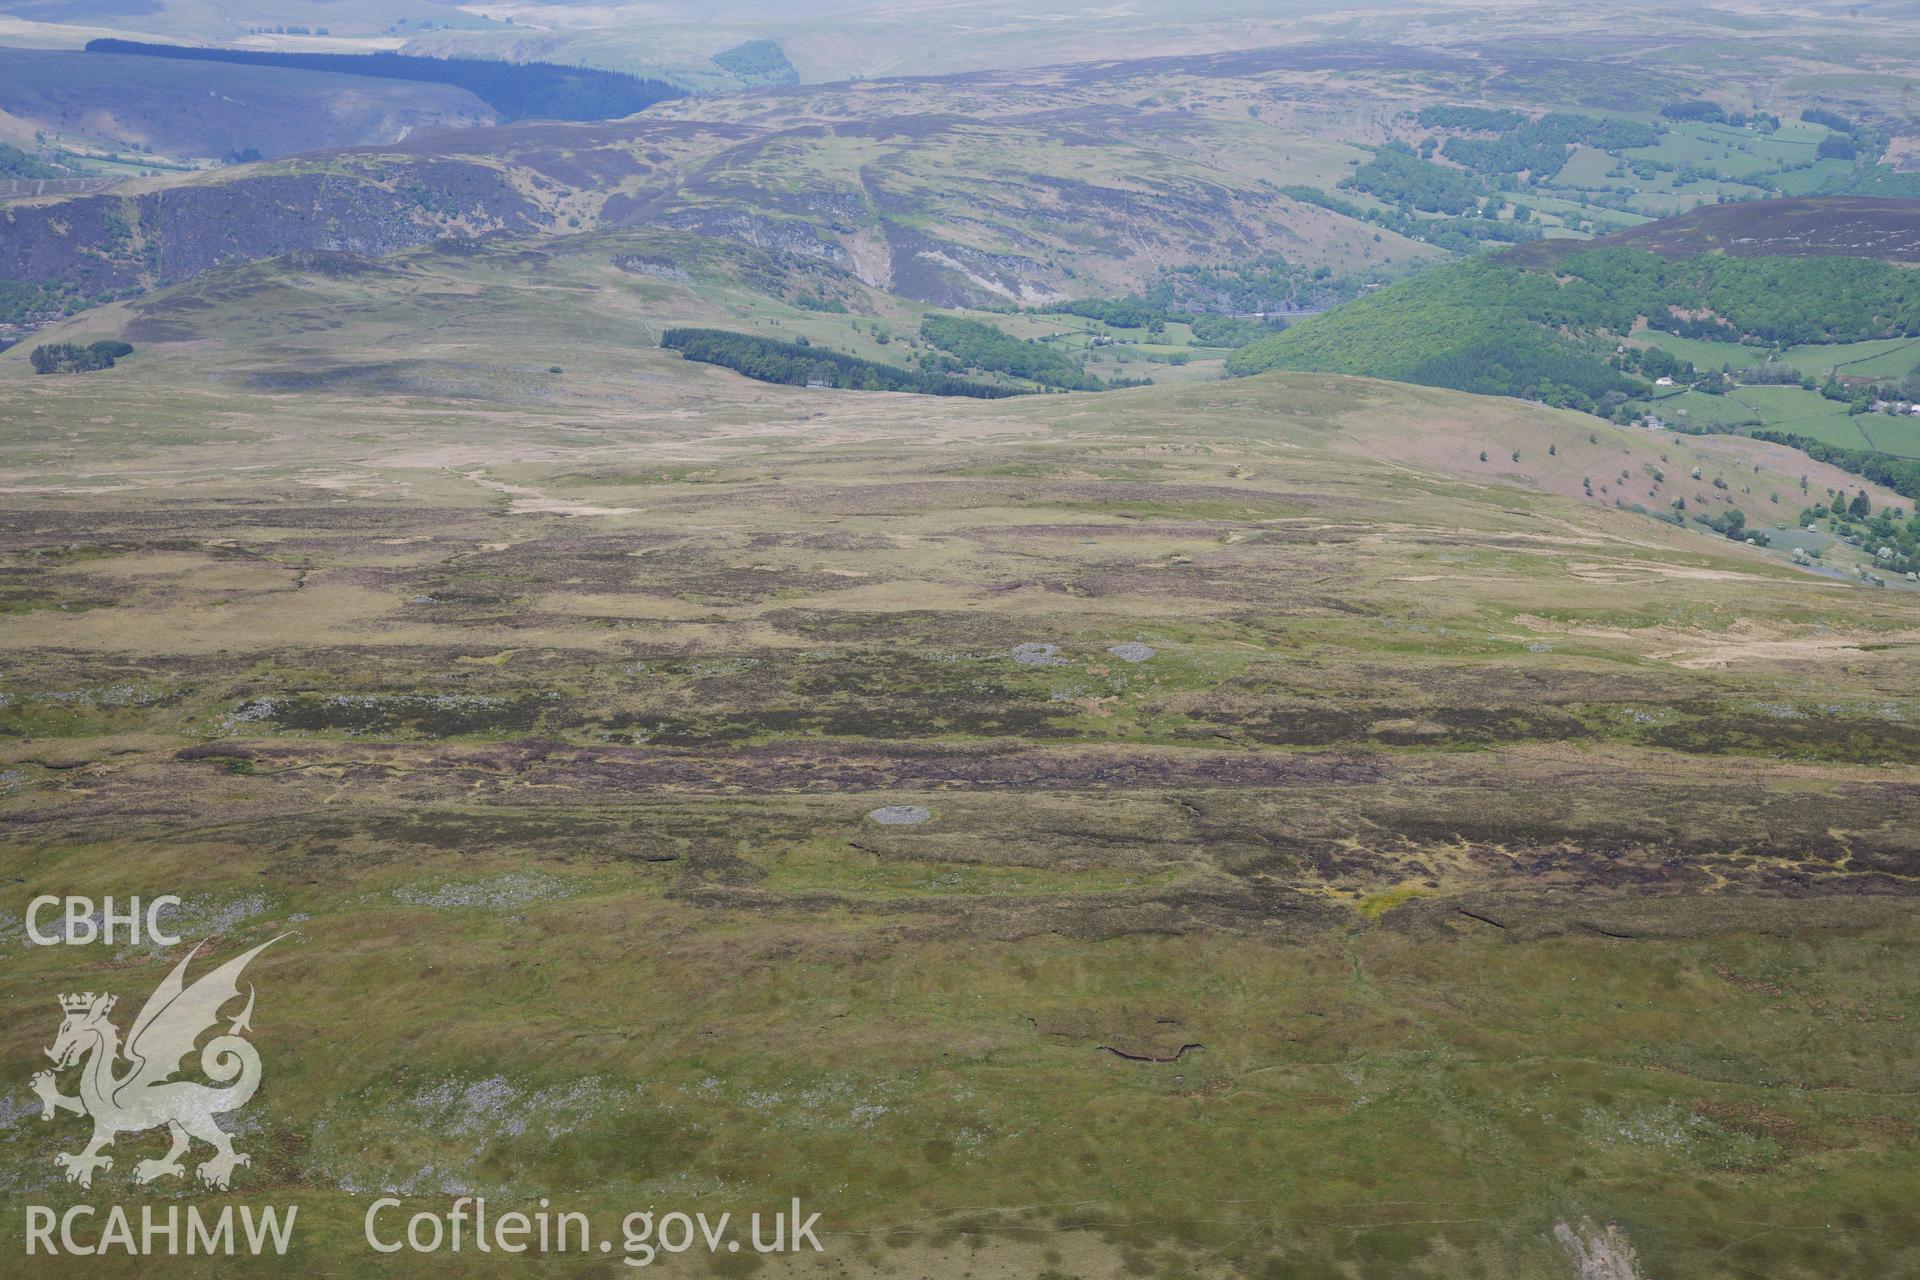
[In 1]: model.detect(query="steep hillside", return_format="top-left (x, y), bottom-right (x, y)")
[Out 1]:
top-left (1232, 198), bottom-right (1920, 412)
top-left (0, 46), bottom-right (1454, 327)
top-left (0, 151), bottom-right (558, 322)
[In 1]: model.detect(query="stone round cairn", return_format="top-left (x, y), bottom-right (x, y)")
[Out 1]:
top-left (1106, 642), bottom-right (1156, 663)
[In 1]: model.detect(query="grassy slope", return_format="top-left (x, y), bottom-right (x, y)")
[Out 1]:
top-left (1233, 202), bottom-right (1920, 448)
top-left (69, 231), bottom-right (1246, 390)
top-left (1224, 255), bottom-right (1644, 412)
top-left (1227, 258), bottom-right (1541, 377)
top-left (1, 243), bottom-right (1917, 1277)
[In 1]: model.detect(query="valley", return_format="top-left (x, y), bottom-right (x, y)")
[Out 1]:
top-left (9, 12), bottom-right (1920, 333)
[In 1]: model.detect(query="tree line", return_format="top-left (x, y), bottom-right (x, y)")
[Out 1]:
top-left (661, 329), bottom-right (1023, 398)
top-left (1750, 430), bottom-right (1920, 503)
top-left (31, 339), bottom-right (133, 374)
top-left (1027, 298), bottom-right (1282, 347)
top-left (0, 142), bottom-right (59, 180)
top-left (918, 316), bottom-right (1104, 390)
top-left (1440, 114), bottom-right (1658, 178)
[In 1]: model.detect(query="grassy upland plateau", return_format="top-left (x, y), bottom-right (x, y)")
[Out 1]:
top-left (0, 234), bottom-right (1917, 1278)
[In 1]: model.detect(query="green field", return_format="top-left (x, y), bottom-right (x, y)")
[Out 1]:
top-left (1649, 383), bottom-right (1920, 458)
top-left (1651, 387), bottom-right (1766, 429)
top-left (1623, 121), bottom-right (1827, 180)
top-left (1781, 336), bottom-right (1920, 379)
top-left (1552, 144), bottom-right (1619, 187)
top-left (1855, 412), bottom-right (1920, 457)
top-left (1632, 337), bottom-right (1920, 457)
top-left (1631, 332), bottom-right (1762, 370)
top-left (1769, 157), bottom-right (1860, 195)
top-left (1632, 335), bottom-right (1920, 381)
top-left (1635, 333), bottom-right (1920, 383)
top-left (1539, 119), bottom-right (1858, 214)
top-left (1668, 384), bottom-right (1875, 444)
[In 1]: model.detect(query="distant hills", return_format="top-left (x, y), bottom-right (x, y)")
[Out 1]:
top-left (0, 45), bottom-right (1454, 329)
top-left (1502, 197), bottom-right (1920, 267)
top-left (0, 46), bottom-right (499, 165)
top-left (83, 40), bottom-right (684, 124)
top-left (6, 26), bottom-right (1920, 361)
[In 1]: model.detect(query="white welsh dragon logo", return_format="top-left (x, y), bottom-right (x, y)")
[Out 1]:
top-left (31, 936), bottom-right (283, 1191)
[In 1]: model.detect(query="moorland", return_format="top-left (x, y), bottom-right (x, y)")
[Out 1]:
top-left (2, 4), bottom-right (1919, 1278)
top-left (2, 211), bottom-right (1918, 1277)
